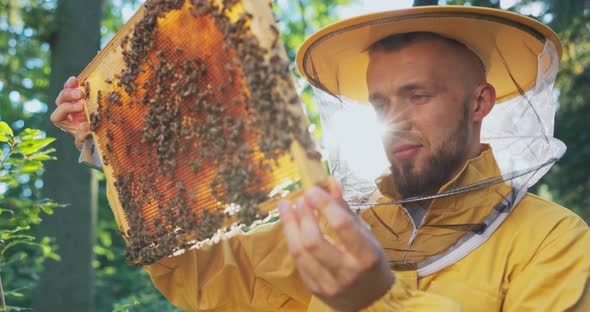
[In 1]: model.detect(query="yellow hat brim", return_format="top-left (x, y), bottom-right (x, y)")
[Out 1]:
top-left (296, 5), bottom-right (562, 103)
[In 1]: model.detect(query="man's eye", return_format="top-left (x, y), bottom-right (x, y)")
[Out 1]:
top-left (373, 103), bottom-right (386, 114)
top-left (409, 94), bottom-right (429, 104)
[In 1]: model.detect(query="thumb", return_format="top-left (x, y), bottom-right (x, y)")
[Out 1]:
top-left (327, 176), bottom-right (342, 198)
top-left (327, 176), bottom-right (350, 210)
top-left (64, 76), bottom-right (79, 88)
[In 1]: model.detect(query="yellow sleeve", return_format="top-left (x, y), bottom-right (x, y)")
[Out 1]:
top-left (502, 214), bottom-right (590, 311)
top-left (105, 185), bottom-right (310, 311)
top-left (142, 221), bottom-right (312, 311)
top-left (361, 272), bottom-right (462, 311)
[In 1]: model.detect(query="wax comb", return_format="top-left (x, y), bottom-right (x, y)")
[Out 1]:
top-left (78, 0), bottom-right (325, 265)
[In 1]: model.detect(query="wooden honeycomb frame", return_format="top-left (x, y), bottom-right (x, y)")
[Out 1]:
top-left (78, 0), bottom-right (325, 265)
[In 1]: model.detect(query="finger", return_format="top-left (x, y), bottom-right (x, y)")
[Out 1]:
top-left (296, 197), bottom-right (354, 274)
top-left (279, 199), bottom-right (308, 258)
top-left (304, 187), bottom-right (371, 256)
top-left (327, 176), bottom-right (342, 198)
top-left (50, 102), bottom-right (84, 125)
top-left (326, 177), bottom-right (350, 210)
top-left (296, 265), bottom-right (322, 294)
top-left (74, 122), bottom-right (91, 151)
top-left (55, 88), bottom-right (84, 106)
top-left (69, 110), bottom-right (89, 124)
top-left (64, 76), bottom-right (79, 89)
top-left (278, 200), bottom-right (341, 295)
top-left (296, 257), bottom-right (340, 298)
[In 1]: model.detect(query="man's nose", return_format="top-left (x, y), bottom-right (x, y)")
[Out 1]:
top-left (382, 102), bottom-right (412, 132)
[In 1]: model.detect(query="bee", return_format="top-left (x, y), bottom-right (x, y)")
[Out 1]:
top-left (270, 25), bottom-right (280, 48)
top-left (145, 57), bottom-right (154, 68)
top-left (189, 159), bottom-right (202, 174)
top-left (96, 90), bottom-right (103, 109)
top-left (106, 91), bottom-right (122, 106)
top-left (120, 34), bottom-right (130, 49)
top-left (84, 81), bottom-right (90, 100)
top-left (106, 129), bottom-right (114, 141)
top-left (89, 113), bottom-right (100, 131)
top-left (176, 181), bottom-right (186, 193)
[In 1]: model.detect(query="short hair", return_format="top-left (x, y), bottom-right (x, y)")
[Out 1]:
top-left (368, 32), bottom-right (485, 73)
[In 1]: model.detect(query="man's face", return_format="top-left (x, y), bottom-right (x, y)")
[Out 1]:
top-left (366, 39), bottom-right (480, 198)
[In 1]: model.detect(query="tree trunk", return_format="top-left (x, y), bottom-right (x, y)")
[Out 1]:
top-left (32, 0), bottom-right (102, 311)
top-left (413, 0), bottom-right (438, 6)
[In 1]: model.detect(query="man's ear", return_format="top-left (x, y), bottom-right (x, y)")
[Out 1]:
top-left (472, 82), bottom-right (496, 122)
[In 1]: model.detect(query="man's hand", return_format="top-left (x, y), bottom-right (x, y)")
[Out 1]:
top-left (278, 177), bottom-right (394, 312)
top-left (50, 76), bottom-right (90, 150)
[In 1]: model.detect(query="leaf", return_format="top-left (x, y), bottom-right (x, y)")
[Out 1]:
top-left (0, 121), bottom-right (14, 137)
top-left (3, 225), bottom-right (32, 234)
top-left (36, 199), bottom-right (69, 210)
top-left (0, 208), bottom-right (15, 215)
top-left (1, 240), bottom-right (40, 259)
top-left (15, 138), bottom-right (55, 155)
top-left (17, 128), bottom-right (42, 141)
top-left (29, 154), bottom-right (55, 161)
top-left (0, 132), bottom-right (11, 143)
top-left (0, 234), bottom-right (36, 241)
top-left (113, 303), bottom-right (132, 312)
top-left (29, 147), bottom-right (56, 158)
top-left (40, 242), bottom-right (61, 261)
top-left (41, 205), bottom-right (54, 215)
top-left (5, 290), bottom-right (24, 298)
top-left (14, 162), bottom-right (43, 173)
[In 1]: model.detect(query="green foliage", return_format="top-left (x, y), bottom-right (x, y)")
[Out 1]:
top-left (0, 121), bottom-right (63, 309)
top-left (272, 0), bottom-right (356, 140)
top-left (0, 0), bottom-right (55, 131)
top-left (110, 287), bottom-right (182, 312)
top-left (100, 0), bottom-right (144, 45)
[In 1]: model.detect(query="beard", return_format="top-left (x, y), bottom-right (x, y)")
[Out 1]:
top-left (389, 102), bottom-right (471, 199)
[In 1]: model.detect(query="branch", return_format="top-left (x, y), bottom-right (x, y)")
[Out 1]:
top-left (0, 272), bottom-right (6, 312)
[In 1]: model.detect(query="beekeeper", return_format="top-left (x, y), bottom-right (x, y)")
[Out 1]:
top-left (51, 5), bottom-right (589, 311)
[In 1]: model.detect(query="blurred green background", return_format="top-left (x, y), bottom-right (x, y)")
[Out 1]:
top-left (0, 0), bottom-right (588, 311)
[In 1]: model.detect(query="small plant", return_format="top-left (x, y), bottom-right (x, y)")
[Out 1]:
top-left (0, 121), bottom-right (64, 311)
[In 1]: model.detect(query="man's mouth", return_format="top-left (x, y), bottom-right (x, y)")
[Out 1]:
top-left (392, 144), bottom-right (422, 159)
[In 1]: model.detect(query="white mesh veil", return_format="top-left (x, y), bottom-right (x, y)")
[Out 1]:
top-left (481, 40), bottom-right (565, 191)
top-left (315, 40), bottom-right (564, 208)
top-left (311, 39), bottom-right (564, 273)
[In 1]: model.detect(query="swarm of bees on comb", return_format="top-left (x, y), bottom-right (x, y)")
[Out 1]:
top-left (79, 0), bottom-right (324, 265)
